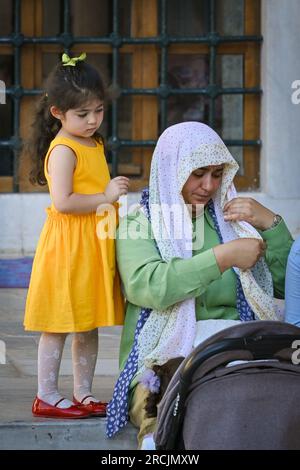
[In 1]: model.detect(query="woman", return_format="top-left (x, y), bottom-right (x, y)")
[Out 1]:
top-left (106, 122), bottom-right (293, 448)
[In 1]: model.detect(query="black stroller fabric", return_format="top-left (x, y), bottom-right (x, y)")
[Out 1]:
top-left (154, 321), bottom-right (300, 450)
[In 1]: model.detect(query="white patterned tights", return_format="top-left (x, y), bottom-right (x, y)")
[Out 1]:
top-left (37, 329), bottom-right (99, 408)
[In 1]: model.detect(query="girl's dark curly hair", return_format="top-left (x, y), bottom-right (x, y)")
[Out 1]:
top-left (26, 56), bottom-right (105, 186)
top-left (144, 357), bottom-right (184, 418)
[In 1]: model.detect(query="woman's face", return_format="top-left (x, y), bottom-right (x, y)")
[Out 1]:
top-left (181, 165), bottom-right (224, 206)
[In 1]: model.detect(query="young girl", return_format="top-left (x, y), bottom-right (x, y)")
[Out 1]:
top-left (24, 53), bottom-right (129, 419)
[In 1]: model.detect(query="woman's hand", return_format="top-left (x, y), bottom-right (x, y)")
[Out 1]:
top-left (223, 197), bottom-right (275, 231)
top-left (213, 238), bottom-right (266, 273)
top-left (104, 176), bottom-right (130, 203)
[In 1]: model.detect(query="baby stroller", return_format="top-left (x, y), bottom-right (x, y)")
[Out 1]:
top-left (154, 321), bottom-right (300, 450)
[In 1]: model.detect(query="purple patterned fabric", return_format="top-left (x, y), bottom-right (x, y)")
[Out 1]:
top-left (139, 369), bottom-right (161, 394)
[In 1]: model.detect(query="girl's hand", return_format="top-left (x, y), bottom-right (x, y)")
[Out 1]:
top-left (223, 197), bottom-right (275, 231)
top-left (104, 176), bottom-right (130, 203)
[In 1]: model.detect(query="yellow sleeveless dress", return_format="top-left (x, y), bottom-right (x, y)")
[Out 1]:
top-left (24, 136), bottom-right (124, 332)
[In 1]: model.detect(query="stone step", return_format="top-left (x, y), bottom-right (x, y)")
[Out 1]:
top-left (0, 376), bottom-right (137, 450)
top-left (0, 289), bottom-right (137, 450)
top-left (0, 420), bottom-right (137, 450)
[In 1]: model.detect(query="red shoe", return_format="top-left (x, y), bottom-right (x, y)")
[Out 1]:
top-left (32, 396), bottom-right (91, 419)
top-left (73, 395), bottom-right (107, 417)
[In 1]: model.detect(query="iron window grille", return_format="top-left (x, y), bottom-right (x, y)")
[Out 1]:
top-left (0, 0), bottom-right (262, 192)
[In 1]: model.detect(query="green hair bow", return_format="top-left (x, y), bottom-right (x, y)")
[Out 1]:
top-left (62, 52), bottom-right (86, 67)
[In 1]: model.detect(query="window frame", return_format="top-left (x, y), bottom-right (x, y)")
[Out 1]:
top-left (0, 0), bottom-right (261, 193)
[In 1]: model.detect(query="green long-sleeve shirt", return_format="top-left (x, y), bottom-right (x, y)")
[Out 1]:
top-left (117, 207), bottom-right (293, 372)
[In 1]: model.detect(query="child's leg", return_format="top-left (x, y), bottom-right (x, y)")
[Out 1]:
top-left (285, 237), bottom-right (300, 326)
top-left (37, 332), bottom-right (73, 408)
top-left (72, 328), bottom-right (99, 404)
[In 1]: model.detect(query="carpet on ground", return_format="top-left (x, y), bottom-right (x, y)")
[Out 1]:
top-left (0, 258), bottom-right (33, 288)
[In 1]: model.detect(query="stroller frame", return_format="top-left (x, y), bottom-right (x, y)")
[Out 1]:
top-left (157, 324), bottom-right (300, 450)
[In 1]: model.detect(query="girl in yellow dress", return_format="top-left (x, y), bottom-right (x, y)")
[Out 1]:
top-left (24, 53), bottom-right (129, 419)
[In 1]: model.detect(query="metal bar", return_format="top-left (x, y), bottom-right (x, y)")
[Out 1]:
top-left (167, 35), bottom-right (263, 43)
top-left (0, 35), bottom-right (263, 45)
top-left (4, 87), bottom-right (262, 97)
top-left (12, 0), bottom-right (21, 192)
top-left (110, 0), bottom-right (119, 177)
top-left (117, 87), bottom-right (263, 96)
top-left (63, 0), bottom-right (71, 35)
top-left (0, 140), bottom-right (17, 147)
top-left (208, 0), bottom-right (216, 127)
top-left (159, 0), bottom-right (168, 132)
top-left (119, 140), bottom-right (156, 147)
top-left (115, 139), bottom-right (261, 147)
top-left (4, 88), bottom-right (45, 96)
top-left (63, 0), bottom-right (71, 54)
top-left (0, 137), bottom-right (262, 147)
top-left (0, 138), bottom-right (261, 149)
top-left (224, 139), bottom-right (261, 146)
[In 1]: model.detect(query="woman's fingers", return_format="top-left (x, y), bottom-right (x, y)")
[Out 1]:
top-left (224, 197), bottom-right (252, 209)
top-left (224, 200), bottom-right (254, 222)
top-left (224, 198), bottom-right (254, 217)
top-left (224, 211), bottom-right (248, 222)
top-left (223, 198), bottom-right (242, 212)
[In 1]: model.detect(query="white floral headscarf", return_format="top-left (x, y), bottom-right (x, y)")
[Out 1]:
top-left (137, 122), bottom-right (278, 371)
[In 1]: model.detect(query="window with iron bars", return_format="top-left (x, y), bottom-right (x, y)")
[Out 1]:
top-left (0, 0), bottom-right (261, 193)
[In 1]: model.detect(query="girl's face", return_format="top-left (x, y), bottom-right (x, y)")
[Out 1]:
top-left (52, 98), bottom-right (104, 138)
top-left (181, 165), bottom-right (224, 206)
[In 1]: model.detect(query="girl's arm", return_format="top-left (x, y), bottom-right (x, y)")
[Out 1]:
top-left (48, 145), bottom-right (129, 214)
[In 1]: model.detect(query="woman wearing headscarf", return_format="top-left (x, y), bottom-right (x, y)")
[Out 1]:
top-left (106, 122), bottom-right (293, 448)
